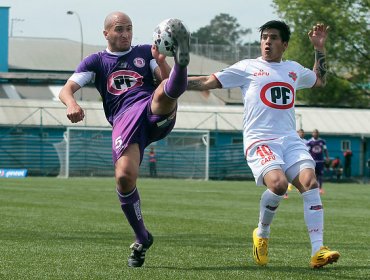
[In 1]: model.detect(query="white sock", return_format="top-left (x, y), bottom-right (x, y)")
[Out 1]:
top-left (257, 189), bottom-right (284, 238)
top-left (302, 188), bottom-right (324, 256)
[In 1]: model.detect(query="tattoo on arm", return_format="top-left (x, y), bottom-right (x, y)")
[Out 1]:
top-left (187, 79), bottom-right (205, 91)
top-left (315, 49), bottom-right (327, 84)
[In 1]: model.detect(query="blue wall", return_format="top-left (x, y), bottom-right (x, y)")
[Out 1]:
top-left (0, 126), bottom-right (368, 179)
top-left (210, 131), bottom-right (369, 178)
top-left (0, 6), bottom-right (10, 72)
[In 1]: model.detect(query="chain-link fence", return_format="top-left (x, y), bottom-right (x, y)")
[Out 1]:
top-left (191, 43), bottom-right (261, 64)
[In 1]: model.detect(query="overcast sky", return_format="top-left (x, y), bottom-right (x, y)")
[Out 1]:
top-left (2, 0), bottom-right (277, 46)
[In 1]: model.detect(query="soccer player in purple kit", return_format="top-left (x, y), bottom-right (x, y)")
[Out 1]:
top-left (59, 11), bottom-right (190, 267)
top-left (307, 129), bottom-right (330, 194)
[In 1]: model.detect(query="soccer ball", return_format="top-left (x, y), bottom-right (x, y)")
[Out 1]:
top-left (153, 18), bottom-right (176, 57)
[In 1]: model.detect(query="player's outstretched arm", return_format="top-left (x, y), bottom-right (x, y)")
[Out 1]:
top-left (187, 75), bottom-right (221, 91)
top-left (308, 23), bottom-right (329, 87)
top-left (59, 80), bottom-right (85, 123)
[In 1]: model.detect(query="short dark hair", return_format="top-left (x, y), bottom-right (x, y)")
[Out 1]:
top-left (259, 20), bottom-right (291, 43)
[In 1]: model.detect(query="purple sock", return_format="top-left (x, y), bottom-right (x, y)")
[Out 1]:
top-left (164, 63), bottom-right (188, 99)
top-left (117, 187), bottom-right (148, 244)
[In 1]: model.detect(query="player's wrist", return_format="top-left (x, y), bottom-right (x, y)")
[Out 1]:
top-left (314, 47), bottom-right (325, 52)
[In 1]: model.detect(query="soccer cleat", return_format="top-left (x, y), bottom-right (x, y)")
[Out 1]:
top-left (253, 228), bottom-right (269, 266)
top-left (169, 19), bottom-right (190, 67)
top-left (288, 184), bottom-right (293, 191)
top-left (310, 246), bottom-right (340, 268)
top-left (127, 232), bottom-right (154, 267)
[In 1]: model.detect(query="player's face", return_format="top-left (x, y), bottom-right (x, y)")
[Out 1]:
top-left (260, 29), bottom-right (288, 62)
top-left (298, 130), bottom-right (305, 138)
top-left (312, 130), bottom-right (319, 139)
top-left (104, 16), bottom-right (133, 52)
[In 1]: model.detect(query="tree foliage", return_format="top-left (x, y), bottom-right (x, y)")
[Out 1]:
top-left (192, 13), bottom-right (251, 46)
top-left (273, 0), bottom-right (370, 107)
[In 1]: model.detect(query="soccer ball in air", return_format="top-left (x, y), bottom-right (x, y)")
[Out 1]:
top-left (153, 18), bottom-right (176, 57)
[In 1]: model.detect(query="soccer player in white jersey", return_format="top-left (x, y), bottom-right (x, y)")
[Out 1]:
top-left (187, 20), bottom-right (340, 268)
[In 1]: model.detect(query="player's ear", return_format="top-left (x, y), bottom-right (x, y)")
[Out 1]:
top-left (283, 42), bottom-right (288, 51)
top-left (103, 30), bottom-right (108, 39)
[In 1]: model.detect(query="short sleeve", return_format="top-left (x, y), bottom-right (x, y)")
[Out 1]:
top-left (214, 60), bottom-right (250, 89)
top-left (295, 62), bottom-right (317, 89)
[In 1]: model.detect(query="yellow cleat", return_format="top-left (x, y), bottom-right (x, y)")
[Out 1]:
top-left (310, 246), bottom-right (340, 268)
top-left (288, 184), bottom-right (293, 191)
top-left (253, 228), bottom-right (269, 266)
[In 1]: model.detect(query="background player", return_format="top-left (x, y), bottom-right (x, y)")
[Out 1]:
top-left (307, 129), bottom-right (330, 194)
top-left (59, 12), bottom-right (190, 267)
top-left (298, 128), bottom-right (308, 144)
top-left (187, 20), bottom-right (339, 268)
top-left (285, 128), bottom-right (308, 197)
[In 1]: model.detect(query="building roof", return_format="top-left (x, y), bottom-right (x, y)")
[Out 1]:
top-left (3, 37), bottom-right (239, 105)
top-left (8, 37), bottom-right (229, 75)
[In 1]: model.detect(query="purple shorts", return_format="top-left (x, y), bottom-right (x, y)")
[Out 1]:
top-left (315, 161), bottom-right (324, 176)
top-left (111, 95), bottom-right (176, 164)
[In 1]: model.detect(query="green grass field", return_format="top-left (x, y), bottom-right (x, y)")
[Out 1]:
top-left (0, 177), bottom-right (369, 280)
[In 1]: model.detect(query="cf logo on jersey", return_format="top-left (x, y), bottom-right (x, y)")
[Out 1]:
top-left (260, 82), bottom-right (295, 109)
top-left (107, 70), bottom-right (143, 95)
top-left (312, 145), bottom-right (322, 153)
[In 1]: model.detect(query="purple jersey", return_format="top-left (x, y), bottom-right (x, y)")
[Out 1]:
top-left (75, 45), bottom-right (156, 125)
top-left (307, 138), bottom-right (327, 162)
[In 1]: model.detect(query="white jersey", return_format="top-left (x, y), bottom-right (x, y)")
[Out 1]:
top-left (214, 57), bottom-right (317, 154)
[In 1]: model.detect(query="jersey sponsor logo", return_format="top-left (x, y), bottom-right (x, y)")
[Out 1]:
top-left (107, 70), bottom-right (144, 95)
top-left (260, 82), bottom-right (295, 109)
top-left (253, 69), bottom-right (270, 76)
top-left (312, 145), bottom-right (323, 153)
top-left (289, 71), bottom-right (297, 81)
top-left (118, 61), bottom-right (128, 68)
top-left (133, 57), bottom-right (146, 68)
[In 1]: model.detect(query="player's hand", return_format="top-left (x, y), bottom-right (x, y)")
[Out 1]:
top-left (308, 23), bottom-right (329, 50)
top-left (151, 44), bottom-right (167, 64)
top-left (66, 103), bottom-right (85, 123)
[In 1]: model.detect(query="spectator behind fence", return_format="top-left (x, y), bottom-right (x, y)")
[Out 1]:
top-left (343, 149), bottom-right (352, 178)
top-left (148, 146), bottom-right (157, 177)
top-left (331, 156), bottom-right (342, 180)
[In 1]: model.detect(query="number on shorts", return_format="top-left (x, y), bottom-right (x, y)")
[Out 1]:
top-left (115, 136), bottom-right (123, 150)
top-left (256, 144), bottom-right (273, 157)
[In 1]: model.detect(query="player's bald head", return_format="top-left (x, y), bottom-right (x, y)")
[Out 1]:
top-left (104, 11), bottom-right (132, 30)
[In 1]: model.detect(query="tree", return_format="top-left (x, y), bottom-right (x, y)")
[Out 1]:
top-left (192, 13), bottom-right (251, 46)
top-left (273, 0), bottom-right (370, 107)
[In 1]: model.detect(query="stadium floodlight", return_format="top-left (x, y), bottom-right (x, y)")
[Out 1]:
top-left (10, 18), bottom-right (24, 37)
top-left (66, 11), bottom-right (83, 61)
top-left (66, 10), bottom-right (84, 100)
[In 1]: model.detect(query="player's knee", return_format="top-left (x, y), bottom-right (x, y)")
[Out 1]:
top-left (267, 177), bottom-right (289, 196)
top-left (301, 176), bottom-right (319, 192)
top-left (115, 169), bottom-right (137, 193)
